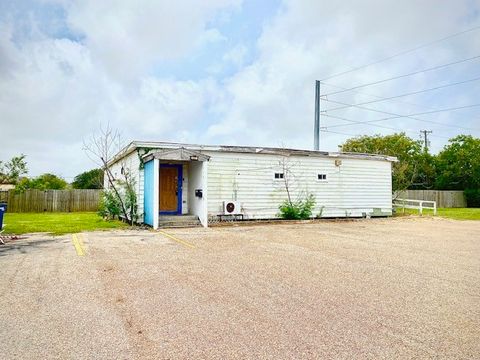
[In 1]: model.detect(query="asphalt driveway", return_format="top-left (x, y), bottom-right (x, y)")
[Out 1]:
top-left (0, 217), bottom-right (479, 359)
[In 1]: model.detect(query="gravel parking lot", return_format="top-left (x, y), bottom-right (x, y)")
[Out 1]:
top-left (0, 217), bottom-right (479, 359)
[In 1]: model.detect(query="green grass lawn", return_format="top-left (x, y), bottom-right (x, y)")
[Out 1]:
top-left (1, 212), bottom-right (128, 235)
top-left (396, 207), bottom-right (480, 220)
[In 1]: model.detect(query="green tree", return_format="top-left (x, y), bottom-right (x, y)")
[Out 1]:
top-left (341, 133), bottom-right (423, 192)
top-left (0, 154), bottom-right (28, 184)
top-left (72, 168), bottom-right (104, 189)
top-left (410, 152), bottom-right (437, 190)
top-left (435, 135), bottom-right (480, 190)
top-left (16, 173), bottom-right (68, 192)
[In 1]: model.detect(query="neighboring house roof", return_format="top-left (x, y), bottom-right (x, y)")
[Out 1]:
top-left (109, 140), bottom-right (398, 165)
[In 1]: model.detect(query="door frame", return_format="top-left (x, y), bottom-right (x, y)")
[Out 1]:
top-left (159, 164), bottom-right (183, 215)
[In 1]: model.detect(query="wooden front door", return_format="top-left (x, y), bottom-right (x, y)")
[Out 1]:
top-left (159, 166), bottom-right (179, 213)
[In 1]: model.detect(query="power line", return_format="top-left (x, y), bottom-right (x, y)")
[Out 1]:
top-left (320, 127), bottom-right (448, 141)
top-left (321, 81), bottom-right (480, 124)
top-left (323, 97), bottom-right (480, 119)
top-left (321, 24), bottom-right (480, 81)
top-left (321, 82), bottom-right (434, 110)
top-left (322, 113), bottom-right (451, 139)
top-left (323, 76), bottom-right (480, 112)
top-left (320, 111), bottom-right (454, 141)
top-left (323, 55), bottom-right (480, 97)
top-left (320, 128), bottom-right (358, 137)
top-left (317, 86), bottom-right (436, 142)
top-left (322, 98), bottom-right (480, 131)
top-left (322, 113), bottom-right (410, 132)
top-left (327, 111), bottom-right (476, 131)
top-left (397, 104), bottom-right (480, 118)
top-left (320, 94), bottom-right (453, 139)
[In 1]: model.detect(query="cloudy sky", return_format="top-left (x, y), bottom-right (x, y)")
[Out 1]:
top-left (1, 0), bottom-right (480, 180)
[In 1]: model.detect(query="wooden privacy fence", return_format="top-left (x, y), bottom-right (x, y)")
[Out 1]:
top-left (396, 190), bottom-right (466, 208)
top-left (0, 189), bottom-right (102, 213)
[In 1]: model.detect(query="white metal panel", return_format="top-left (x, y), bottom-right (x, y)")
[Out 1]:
top-left (204, 151), bottom-right (392, 220)
top-left (188, 161), bottom-right (208, 227)
top-left (138, 168), bottom-right (144, 221)
top-left (106, 150), bottom-right (144, 222)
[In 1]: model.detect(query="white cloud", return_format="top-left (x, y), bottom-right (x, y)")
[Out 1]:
top-left (198, 28), bottom-right (228, 46)
top-left (223, 43), bottom-right (248, 67)
top-left (1, 0), bottom-right (480, 179)
top-left (0, 0), bottom-right (239, 176)
top-left (207, 0), bottom-right (480, 151)
top-left (206, 43), bottom-right (248, 75)
top-left (62, 0), bottom-right (240, 80)
top-left (116, 77), bottom-right (217, 139)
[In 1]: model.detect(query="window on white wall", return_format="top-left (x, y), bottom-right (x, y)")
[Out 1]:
top-left (317, 173), bottom-right (327, 181)
top-left (274, 172), bottom-right (284, 180)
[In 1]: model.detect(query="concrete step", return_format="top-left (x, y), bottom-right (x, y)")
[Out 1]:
top-left (158, 214), bottom-right (202, 228)
top-left (159, 214), bottom-right (198, 222)
top-left (159, 221), bottom-right (201, 228)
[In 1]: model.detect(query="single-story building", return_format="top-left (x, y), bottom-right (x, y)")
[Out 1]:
top-left (107, 141), bottom-right (397, 228)
top-left (0, 183), bottom-right (16, 191)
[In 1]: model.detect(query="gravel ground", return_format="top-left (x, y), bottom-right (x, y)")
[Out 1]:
top-left (0, 217), bottom-right (479, 359)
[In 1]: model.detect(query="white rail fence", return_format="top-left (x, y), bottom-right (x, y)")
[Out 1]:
top-left (393, 198), bottom-right (437, 216)
top-left (396, 190), bottom-right (465, 208)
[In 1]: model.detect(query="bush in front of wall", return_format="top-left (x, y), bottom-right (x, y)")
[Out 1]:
top-left (279, 194), bottom-right (316, 220)
top-left (464, 189), bottom-right (480, 208)
top-left (98, 189), bottom-right (121, 219)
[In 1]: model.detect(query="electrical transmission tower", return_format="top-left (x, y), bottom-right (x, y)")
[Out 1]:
top-left (420, 130), bottom-right (432, 153)
top-left (314, 80), bottom-right (320, 150)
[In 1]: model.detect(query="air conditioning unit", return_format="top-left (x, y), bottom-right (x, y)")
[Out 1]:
top-left (223, 201), bottom-right (241, 215)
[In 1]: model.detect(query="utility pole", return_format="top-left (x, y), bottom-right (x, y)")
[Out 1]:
top-left (314, 80), bottom-right (320, 150)
top-left (420, 130), bottom-right (432, 153)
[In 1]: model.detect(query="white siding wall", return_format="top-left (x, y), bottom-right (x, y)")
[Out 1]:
top-left (188, 161), bottom-right (208, 226)
top-left (205, 151), bottom-right (392, 220)
top-left (106, 151), bottom-right (144, 222)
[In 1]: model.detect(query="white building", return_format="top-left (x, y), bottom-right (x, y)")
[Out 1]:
top-left (107, 141), bottom-right (397, 228)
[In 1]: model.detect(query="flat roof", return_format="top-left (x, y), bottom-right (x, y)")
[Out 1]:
top-left (109, 140), bottom-right (398, 165)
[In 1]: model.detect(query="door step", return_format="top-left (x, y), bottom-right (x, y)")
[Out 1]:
top-left (158, 215), bottom-right (201, 228)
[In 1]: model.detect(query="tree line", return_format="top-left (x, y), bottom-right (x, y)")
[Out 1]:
top-left (2, 132), bottom-right (479, 207)
top-left (1, 125), bottom-right (136, 225)
top-left (341, 133), bottom-right (480, 206)
top-left (0, 155), bottom-right (104, 191)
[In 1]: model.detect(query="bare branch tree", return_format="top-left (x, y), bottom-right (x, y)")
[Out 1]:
top-left (278, 147), bottom-right (300, 207)
top-left (280, 153), bottom-right (293, 206)
top-left (277, 146), bottom-right (316, 220)
top-left (83, 124), bottom-right (135, 224)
